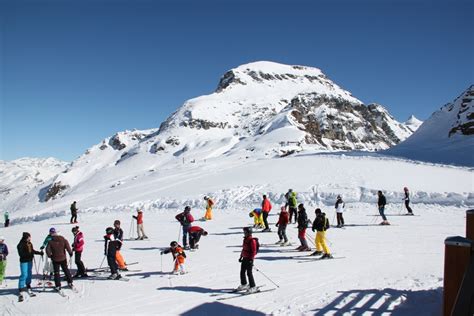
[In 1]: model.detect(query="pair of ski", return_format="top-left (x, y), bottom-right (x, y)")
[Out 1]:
top-left (55, 284), bottom-right (79, 297)
top-left (216, 285), bottom-right (276, 301)
top-left (88, 261), bottom-right (139, 273)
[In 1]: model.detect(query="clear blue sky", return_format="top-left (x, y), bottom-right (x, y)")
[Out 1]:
top-left (1, 0), bottom-right (472, 161)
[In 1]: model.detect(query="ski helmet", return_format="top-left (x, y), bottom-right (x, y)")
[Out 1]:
top-left (49, 227), bottom-right (56, 234)
top-left (202, 230), bottom-right (208, 236)
top-left (105, 227), bottom-right (114, 235)
top-left (243, 227), bottom-right (252, 235)
top-left (248, 212), bottom-right (254, 218)
top-left (170, 241), bottom-right (178, 247)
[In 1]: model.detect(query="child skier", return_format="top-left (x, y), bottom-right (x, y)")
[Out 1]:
top-left (71, 226), bottom-right (88, 278)
top-left (132, 209), bottom-right (148, 240)
top-left (45, 228), bottom-right (74, 291)
top-left (275, 206), bottom-right (289, 245)
top-left (296, 204), bottom-right (311, 251)
top-left (203, 196), bottom-right (214, 220)
top-left (161, 241), bottom-right (187, 274)
top-left (40, 228), bottom-right (55, 283)
top-left (188, 226), bottom-right (208, 250)
top-left (335, 195), bottom-right (345, 228)
top-left (249, 208), bottom-right (264, 229)
top-left (403, 187), bottom-right (414, 215)
top-left (311, 209), bottom-right (333, 258)
top-left (236, 227), bottom-right (259, 293)
top-left (104, 227), bottom-right (123, 280)
top-left (113, 220), bottom-right (128, 271)
top-left (0, 236), bottom-right (8, 287)
top-left (17, 232), bottom-right (43, 301)
top-left (175, 206), bottom-right (194, 250)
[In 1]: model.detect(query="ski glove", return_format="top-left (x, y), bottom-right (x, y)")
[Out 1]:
top-left (238, 257), bottom-right (243, 263)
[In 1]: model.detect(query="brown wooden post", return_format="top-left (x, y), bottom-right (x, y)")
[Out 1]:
top-left (443, 236), bottom-right (473, 316)
top-left (467, 209), bottom-right (474, 240)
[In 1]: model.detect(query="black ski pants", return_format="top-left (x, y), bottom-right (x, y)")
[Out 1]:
top-left (74, 251), bottom-right (86, 276)
top-left (405, 200), bottom-right (413, 213)
top-left (289, 207), bottom-right (297, 223)
top-left (52, 259), bottom-right (73, 288)
top-left (107, 248), bottom-right (118, 274)
top-left (262, 212), bottom-right (269, 230)
top-left (189, 233), bottom-right (201, 249)
top-left (70, 213), bottom-right (77, 223)
top-left (240, 258), bottom-right (255, 287)
top-left (336, 213), bottom-right (344, 226)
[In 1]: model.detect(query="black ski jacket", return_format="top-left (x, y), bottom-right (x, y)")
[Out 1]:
top-left (378, 195), bottom-right (386, 207)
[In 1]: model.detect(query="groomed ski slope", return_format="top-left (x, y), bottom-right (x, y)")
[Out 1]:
top-left (0, 153), bottom-right (472, 315)
top-left (0, 204), bottom-right (465, 315)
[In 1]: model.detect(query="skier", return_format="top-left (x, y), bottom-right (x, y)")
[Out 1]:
top-left (378, 191), bottom-right (389, 225)
top-left (403, 187), bottom-right (414, 215)
top-left (203, 196), bottom-right (214, 220)
top-left (335, 195), bottom-right (345, 228)
top-left (4, 210), bottom-right (9, 227)
top-left (175, 206), bottom-right (194, 250)
top-left (113, 220), bottom-right (128, 271)
top-left (40, 228), bottom-right (55, 283)
top-left (104, 227), bottom-right (122, 280)
top-left (45, 228), bottom-right (74, 291)
top-left (275, 206), bottom-right (289, 245)
top-left (70, 201), bottom-right (78, 224)
top-left (236, 227), bottom-right (259, 293)
top-left (71, 226), bottom-right (88, 278)
top-left (0, 236), bottom-right (8, 287)
top-left (296, 204), bottom-right (311, 251)
top-left (249, 208), bottom-right (264, 229)
top-left (188, 226), bottom-right (208, 250)
top-left (17, 232), bottom-right (43, 301)
top-left (261, 195), bottom-right (272, 232)
top-left (311, 209), bottom-right (333, 258)
top-left (132, 209), bottom-right (148, 240)
top-left (285, 190), bottom-right (298, 224)
top-left (161, 241), bottom-right (187, 274)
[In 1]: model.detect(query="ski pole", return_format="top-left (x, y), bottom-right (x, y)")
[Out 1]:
top-left (332, 212), bottom-right (336, 227)
top-left (99, 255), bottom-right (106, 269)
top-left (160, 253), bottom-right (163, 273)
top-left (254, 266), bottom-right (280, 288)
top-left (129, 219), bottom-right (133, 239)
top-left (177, 225), bottom-right (182, 243)
top-left (305, 232), bottom-right (316, 247)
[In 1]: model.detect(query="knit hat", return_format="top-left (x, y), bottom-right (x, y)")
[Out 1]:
top-left (49, 227), bottom-right (56, 234)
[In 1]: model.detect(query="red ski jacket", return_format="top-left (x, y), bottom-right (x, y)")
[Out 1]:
top-left (277, 211), bottom-right (289, 226)
top-left (241, 236), bottom-right (257, 260)
top-left (188, 226), bottom-right (204, 234)
top-left (262, 198), bottom-right (272, 213)
top-left (72, 231), bottom-right (84, 252)
top-left (133, 212), bottom-right (143, 224)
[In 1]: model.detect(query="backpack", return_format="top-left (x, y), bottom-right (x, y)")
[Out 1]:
top-left (253, 238), bottom-right (260, 254)
top-left (325, 217), bottom-right (330, 230)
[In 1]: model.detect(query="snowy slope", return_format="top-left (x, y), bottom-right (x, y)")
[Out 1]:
top-left (386, 85), bottom-right (474, 167)
top-left (0, 158), bottom-right (68, 211)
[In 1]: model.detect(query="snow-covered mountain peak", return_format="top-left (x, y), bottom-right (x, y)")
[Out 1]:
top-left (404, 115), bottom-right (423, 133)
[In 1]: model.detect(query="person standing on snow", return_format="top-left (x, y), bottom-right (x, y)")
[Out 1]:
top-left (175, 206), bottom-right (194, 250)
top-left (335, 195), bottom-right (345, 228)
top-left (45, 228), bottom-right (74, 291)
top-left (296, 204), bottom-right (311, 251)
top-left (132, 209), bottom-right (148, 240)
top-left (161, 241), bottom-right (187, 274)
top-left (261, 195), bottom-right (272, 232)
top-left (4, 211), bottom-right (9, 227)
top-left (113, 220), bottom-right (128, 270)
top-left (275, 206), bottom-right (289, 245)
top-left (17, 232), bottom-right (43, 301)
top-left (285, 190), bottom-right (298, 224)
top-left (187, 226), bottom-right (208, 250)
top-left (104, 227), bottom-right (122, 280)
top-left (0, 236), bottom-right (8, 286)
top-left (71, 226), bottom-right (88, 278)
top-left (70, 201), bottom-right (78, 224)
top-left (403, 187), bottom-right (414, 215)
top-left (40, 228), bottom-right (55, 282)
top-left (377, 191), bottom-right (389, 225)
top-left (311, 209), bottom-right (333, 258)
top-left (236, 227), bottom-right (259, 293)
top-left (203, 196), bottom-right (214, 220)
